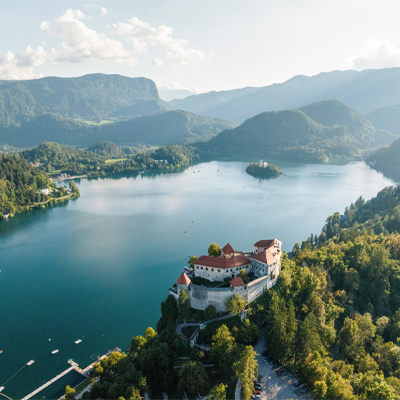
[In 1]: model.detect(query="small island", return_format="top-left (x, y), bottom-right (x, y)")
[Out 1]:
top-left (245, 159), bottom-right (282, 178)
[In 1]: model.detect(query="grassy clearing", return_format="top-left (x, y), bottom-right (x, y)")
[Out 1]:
top-left (74, 118), bottom-right (116, 125)
top-left (105, 158), bottom-right (127, 164)
top-left (74, 378), bottom-right (92, 392)
top-left (182, 325), bottom-right (199, 338)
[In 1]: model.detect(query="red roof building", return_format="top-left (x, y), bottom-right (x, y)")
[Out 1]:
top-left (230, 277), bottom-right (245, 287)
top-left (222, 243), bottom-right (235, 255)
top-left (251, 249), bottom-right (279, 265)
top-left (195, 254), bottom-right (251, 269)
top-left (177, 272), bottom-right (191, 285)
top-left (254, 239), bottom-right (274, 249)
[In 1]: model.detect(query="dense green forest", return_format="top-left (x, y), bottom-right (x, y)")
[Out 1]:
top-left (0, 110), bottom-right (236, 148)
top-left (74, 185), bottom-right (400, 400)
top-left (245, 162), bottom-right (282, 178)
top-left (0, 154), bottom-right (52, 216)
top-left (194, 100), bottom-right (394, 163)
top-left (20, 141), bottom-right (198, 177)
top-left (366, 138), bottom-right (400, 182)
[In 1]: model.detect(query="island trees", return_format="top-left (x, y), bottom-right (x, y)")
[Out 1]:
top-left (245, 162), bottom-right (282, 179)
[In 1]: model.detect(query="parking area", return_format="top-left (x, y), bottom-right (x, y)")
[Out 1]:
top-left (253, 331), bottom-right (313, 400)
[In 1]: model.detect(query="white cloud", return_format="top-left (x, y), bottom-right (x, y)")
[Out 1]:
top-left (152, 57), bottom-right (164, 66)
top-left (113, 17), bottom-right (205, 65)
top-left (0, 46), bottom-right (47, 79)
top-left (100, 7), bottom-right (107, 16)
top-left (159, 82), bottom-right (204, 93)
top-left (348, 38), bottom-right (400, 70)
top-left (41, 8), bottom-right (136, 65)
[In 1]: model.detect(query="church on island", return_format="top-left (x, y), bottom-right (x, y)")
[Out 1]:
top-left (170, 239), bottom-right (282, 312)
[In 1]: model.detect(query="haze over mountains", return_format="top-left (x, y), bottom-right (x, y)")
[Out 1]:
top-left (0, 110), bottom-right (236, 148)
top-left (170, 67), bottom-right (400, 123)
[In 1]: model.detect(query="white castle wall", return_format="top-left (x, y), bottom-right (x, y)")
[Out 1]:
top-left (184, 274), bottom-right (274, 312)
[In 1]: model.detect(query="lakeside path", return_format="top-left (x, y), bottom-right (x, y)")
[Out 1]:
top-left (32, 193), bottom-right (74, 206)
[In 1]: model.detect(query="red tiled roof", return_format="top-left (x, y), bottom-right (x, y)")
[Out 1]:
top-left (195, 254), bottom-right (251, 269)
top-left (254, 239), bottom-right (274, 249)
top-left (222, 243), bottom-right (235, 254)
top-left (177, 272), bottom-right (191, 285)
top-left (251, 249), bottom-right (278, 265)
top-left (230, 277), bottom-right (245, 287)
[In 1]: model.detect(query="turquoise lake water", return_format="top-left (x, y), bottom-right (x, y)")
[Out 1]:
top-left (0, 160), bottom-right (396, 398)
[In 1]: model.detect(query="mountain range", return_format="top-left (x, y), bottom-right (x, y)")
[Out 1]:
top-left (194, 100), bottom-right (395, 162)
top-left (171, 67), bottom-right (400, 123)
top-left (0, 73), bottom-right (172, 125)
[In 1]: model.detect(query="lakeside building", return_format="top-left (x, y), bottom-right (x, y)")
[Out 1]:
top-left (170, 238), bottom-right (282, 312)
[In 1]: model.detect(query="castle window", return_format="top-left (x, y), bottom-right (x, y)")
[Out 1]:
top-left (201, 267), bottom-right (203, 270)
top-left (212, 268), bottom-right (214, 271)
top-left (197, 266), bottom-right (199, 269)
top-left (206, 268), bottom-right (208, 271)
top-left (218, 269), bottom-right (220, 272)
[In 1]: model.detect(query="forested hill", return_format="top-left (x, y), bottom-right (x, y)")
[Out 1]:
top-left (170, 67), bottom-right (400, 123)
top-left (320, 185), bottom-right (400, 242)
top-left (366, 138), bottom-right (400, 182)
top-left (19, 141), bottom-right (199, 177)
top-left (0, 110), bottom-right (236, 148)
top-left (366, 104), bottom-right (400, 136)
top-left (0, 154), bottom-right (51, 216)
top-left (263, 185), bottom-right (400, 399)
top-left (194, 100), bottom-right (395, 163)
top-left (0, 73), bottom-right (172, 125)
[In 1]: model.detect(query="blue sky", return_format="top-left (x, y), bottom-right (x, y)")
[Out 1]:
top-left (1, 0), bottom-right (400, 94)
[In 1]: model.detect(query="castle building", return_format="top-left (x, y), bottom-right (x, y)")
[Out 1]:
top-left (170, 238), bottom-right (282, 312)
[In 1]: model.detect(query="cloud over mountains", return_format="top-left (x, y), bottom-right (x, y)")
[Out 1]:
top-left (0, 8), bottom-right (204, 79)
top-left (349, 38), bottom-right (400, 70)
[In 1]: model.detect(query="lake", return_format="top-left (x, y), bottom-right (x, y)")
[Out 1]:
top-left (0, 160), bottom-right (396, 398)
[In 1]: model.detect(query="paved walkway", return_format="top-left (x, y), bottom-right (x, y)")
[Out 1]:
top-left (176, 313), bottom-right (239, 337)
top-left (235, 378), bottom-right (241, 400)
top-left (254, 329), bottom-right (313, 400)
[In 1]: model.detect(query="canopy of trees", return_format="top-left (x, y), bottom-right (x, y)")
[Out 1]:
top-left (0, 154), bottom-right (52, 216)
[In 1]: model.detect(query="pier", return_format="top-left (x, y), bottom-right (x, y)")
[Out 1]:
top-left (21, 365), bottom-right (75, 400)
